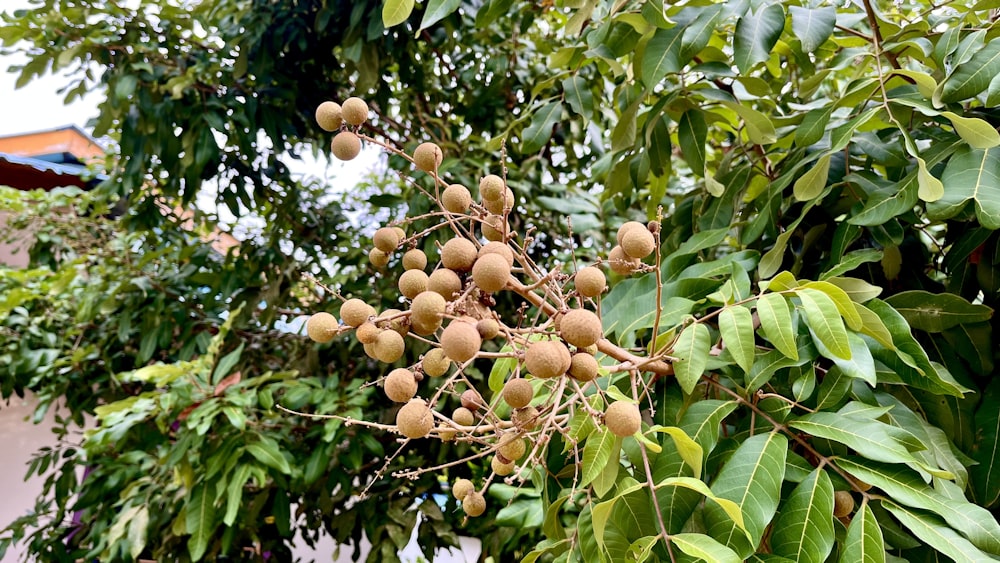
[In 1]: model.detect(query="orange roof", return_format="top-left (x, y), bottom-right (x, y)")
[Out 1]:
top-left (0, 125), bottom-right (104, 162)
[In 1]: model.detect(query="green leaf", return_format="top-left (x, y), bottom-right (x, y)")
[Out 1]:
top-left (733, 5), bottom-right (785, 74)
top-left (916, 157), bottom-right (944, 203)
top-left (884, 290), bottom-right (993, 332)
top-left (418, 0), bottom-right (461, 31)
top-left (212, 341), bottom-right (244, 384)
top-left (650, 426), bottom-right (704, 477)
top-left (580, 427), bottom-right (618, 488)
top-left (796, 288), bottom-right (851, 360)
top-left (680, 6), bottom-right (724, 62)
top-left (721, 101), bottom-right (778, 145)
top-left (679, 400), bottom-right (739, 456)
top-left (929, 146), bottom-right (1000, 228)
top-left (671, 533), bottom-right (742, 563)
top-left (771, 469), bottom-right (835, 563)
top-left (839, 502), bottom-right (886, 563)
top-left (672, 323), bottom-right (712, 394)
top-left (224, 465), bottom-right (253, 526)
top-left (789, 6), bottom-right (836, 53)
top-left (790, 413), bottom-right (918, 465)
top-left (611, 100), bottom-right (638, 152)
top-left (562, 75), bottom-right (593, 117)
top-left (719, 306), bottom-right (755, 373)
top-left (941, 111), bottom-right (1000, 149)
top-left (793, 154), bottom-right (831, 201)
top-left (186, 482), bottom-right (216, 561)
top-left (488, 344), bottom-right (518, 392)
top-left (821, 249), bottom-right (884, 279)
top-left (496, 498), bottom-right (544, 528)
top-left (756, 293), bottom-right (798, 360)
top-left (883, 502), bottom-right (996, 562)
top-left (800, 280), bottom-right (863, 330)
top-left (642, 26), bottom-right (685, 88)
top-left (382, 0), bottom-right (414, 27)
top-left (246, 437), bottom-right (292, 475)
top-left (939, 38), bottom-right (1000, 103)
top-left (522, 101), bottom-right (563, 154)
top-left (824, 277), bottom-right (882, 303)
top-left (972, 381), bottom-right (1000, 508)
top-left (678, 109), bottom-right (707, 174)
top-left (796, 106), bottom-right (834, 147)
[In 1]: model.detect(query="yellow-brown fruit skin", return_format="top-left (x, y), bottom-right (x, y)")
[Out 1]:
top-left (315, 101), bottom-right (343, 131)
top-left (428, 268), bottom-right (463, 300)
top-left (368, 247), bottom-right (389, 268)
top-left (481, 215), bottom-right (506, 241)
top-left (355, 322), bottom-right (381, 345)
top-left (512, 406), bottom-right (539, 430)
top-left (497, 433), bottom-right (527, 461)
top-left (478, 241), bottom-right (514, 267)
top-left (471, 252), bottom-right (511, 293)
top-left (479, 174), bottom-right (505, 202)
top-left (834, 491), bottom-right (855, 518)
top-left (340, 299), bottom-right (375, 327)
top-left (373, 227), bottom-right (401, 253)
top-left (575, 266), bottom-right (606, 298)
top-left (377, 309), bottom-right (409, 337)
top-left (341, 96), bottom-right (369, 126)
top-left (484, 188), bottom-right (514, 215)
top-left (421, 348), bottom-right (451, 377)
top-left (452, 478), bottom-right (474, 500)
top-left (609, 245), bottom-right (640, 275)
top-left (396, 399), bottom-right (433, 439)
top-left (306, 312), bottom-right (339, 343)
top-left (605, 401), bottom-right (641, 437)
top-left (492, 456), bottom-right (515, 476)
top-left (502, 378), bottom-right (534, 409)
top-left (476, 318), bottom-right (500, 340)
top-left (440, 321), bottom-right (482, 363)
top-left (441, 238), bottom-right (478, 272)
top-left (384, 368), bottom-right (417, 403)
top-left (560, 309), bottom-right (603, 348)
top-left (525, 340), bottom-right (572, 379)
top-left (402, 249), bottom-right (428, 271)
top-left (452, 406), bottom-right (475, 426)
top-left (398, 269), bottom-right (429, 300)
top-left (461, 389), bottom-right (484, 411)
top-left (621, 227), bottom-right (656, 259)
top-left (442, 184), bottom-right (472, 214)
top-left (331, 131), bottom-right (362, 161)
top-left (413, 142), bottom-right (443, 172)
top-left (569, 352), bottom-right (599, 382)
top-left (463, 491), bottom-right (486, 517)
top-left (374, 330), bottom-right (405, 363)
top-left (616, 221), bottom-right (646, 246)
top-left (410, 291), bottom-right (446, 327)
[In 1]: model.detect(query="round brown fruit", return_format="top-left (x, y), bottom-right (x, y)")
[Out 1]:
top-left (373, 227), bottom-right (401, 253)
top-left (384, 368), bottom-right (417, 403)
top-left (512, 406), bottom-right (539, 430)
top-left (616, 221), bottom-right (646, 246)
top-left (452, 407), bottom-right (475, 426)
top-left (481, 215), bottom-right (506, 241)
top-left (368, 247), bottom-right (389, 268)
top-left (331, 131), bottom-right (362, 161)
top-left (463, 491), bottom-right (486, 517)
top-left (502, 378), bottom-right (534, 409)
top-left (355, 321), bottom-right (381, 345)
top-left (477, 241), bottom-right (514, 267)
top-left (440, 320), bottom-right (482, 363)
top-left (834, 491), bottom-right (855, 517)
top-left (497, 433), bottom-right (527, 461)
top-left (484, 188), bottom-right (514, 215)
top-left (402, 248), bottom-right (428, 271)
top-left (471, 252), bottom-right (511, 293)
top-left (341, 96), bottom-right (369, 126)
top-left (315, 101), bottom-right (343, 131)
top-left (605, 401), bottom-right (641, 437)
top-left (452, 478), bottom-right (474, 500)
top-left (559, 308), bottom-right (603, 348)
top-left (575, 266), bottom-right (606, 298)
top-left (476, 318), bottom-right (500, 340)
top-left (413, 142), bottom-right (443, 173)
top-left (428, 268), bottom-right (463, 300)
top-left (377, 309), bottom-right (409, 337)
top-left (569, 352), bottom-right (599, 382)
top-left (479, 174), bottom-right (505, 202)
top-left (525, 340), bottom-right (572, 379)
top-left (421, 348), bottom-right (451, 377)
top-left (306, 312), bottom-right (339, 343)
top-left (398, 269), bottom-right (429, 300)
top-left (461, 389), bottom-right (484, 411)
top-left (410, 291), bottom-right (446, 327)
top-left (396, 399), bottom-right (433, 439)
top-left (621, 226), bottom-right (656, 259)
top-left (492, 456), bottom-right (515, 476)
top-left (340, 299), bottom-right (375, 327)
top-left (608, 245), bottom-right (640, 275)
top-left (441, 238), bottom-right (478, 272)
top-left (373, 329), bottom-right (405, 363)
top-left (442, 184), bottom-right (472, 214)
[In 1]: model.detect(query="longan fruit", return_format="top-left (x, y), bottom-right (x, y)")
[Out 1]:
top-left (340, 299), bottom-right (375, 327)
top-left (479, 174), bottom-right (505, 202)
top-left (462, 491), bottom-right (486, 517)
top-left (421, 348), bottom-right (451, 377)
top-left (525, 340), bottom-right (572, 379)
top-left (834, 491), bottom-right (855, 517)
top-left (377, 309), bottom-right (409, 337)
top-left (413, 142), bottom-right (443, 172)
top-left (605, 401), bottom-right (641, 437)
top-left (428, 268), bottom-right (463, 301)
top-left (341, 96), bottom-right (369, 126)
top-left (373, 329), bottom-right (405, 363)
top-left (392, 226), bottom-right (406, 241)
top-left (559, 309), bottom-right (603, 348)
top-left (369, 247), bottom-right (390, 268)
top-left (438, 426), bottom-right (457, 442)
top-left (452, 406), bottom-right (475, 426)
top-left (616, 221), bottom-right (646, 246)
top-left (363, 341), bottom-right (378, 359)
top-left (492, 456), bottom-right (515, 476)
top-left (502, 378), bottom-right (534, 409)
top-left (477, 241), bottom-right (514, 267)
top-left (315, 101), bottom-right (343, 131)
top-left (441, 238), bottom-right (478, 272)
top-left (384, 368), bottom-right (417, 403)
top-left (355, 321), bottom-right (381, 345)
top-left (569, 352), bottom-right (599, 382)
top-left (331, 131), bottom-right (362, 161)
top-left (476, 318), bottom-right (500, 340)
top-left (410, 291), bottom-right (446, 327)
top-left (440, 320), bottom-right (482, 363)
top-left (512, 406), bottom-right (539, 430)
top-left (411, 318), bottom-right (440, 336)
top-left (575, 266), bottom-right (606, 298)
top-left (306, 312), bottom-right (339, 343)
top-left (398, 269), bottom-right (429, 300)
top-left (453, 478), bottom-right (474, 500)
top-left (461, 389), bottom-right (484, 411)
top-left (608, 245), bottom-right (640, 275)
top-left (373, 227), bottom-right (401, 253)
top-left (481, 215), bottom-right (506, 241)
top-left (396, 399), bottom-right (433, 439)
top-left (497, 432), bottom-right (527, 461)
top-left (484, 188), bottom-right (515, 215)
top-left (471, 252), bottom-right (511, 293)
top-left (402, 248), bottom-right (428, 271)
top-left (621, 226), bottom-right (656, 259)
top-left (442, 184), bottom-right (472, 214)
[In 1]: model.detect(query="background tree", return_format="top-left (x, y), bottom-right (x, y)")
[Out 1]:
top-left (2, 0), bottom-right (1000, 561)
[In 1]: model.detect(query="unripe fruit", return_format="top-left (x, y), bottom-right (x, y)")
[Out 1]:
top-left (492, 456), bottom-right (515, 476)
top-left (497, 433), bottom-right (527, 461)
top-left (442, 184), bottom-right (472, 214)
top-left (306, 312), bottom-right (339, 343)
top-left (605, 401), bottom-right (641, 437)
top-left (452, 406), bottom-right (475, 426)
top-left (472, 252), bottom-right (511, 293)
top-left (608, 245), bottom-right (640, 275)
top-left (441, 238), bottom-right (478, 272)
top-left (502, 378), bottom-right (534, 409)
top-left (413, 142), bottom-right (443, 172)
top-left (512, 406), bottom-right (539, 430)
top-left (421, 348), bottom-right (451, 377)
top-left (315, 101), bottom-right (343, 131)
top-left (369, 247), bottom-right (389, 268)
top-left (484, 188), bottom-right (514, 215)
top-left (373, 227), bottom-right (401, 253)
top-left (479, 174), bottom-right (505, 202)
top-left (560, 309), bottom-right (603, 348)
top-left (402, 248), bottom-right (428, 271)
top-left (476, 318), bottom-right (500, 340)
top-left (463, 491), bottom-right (486, 517)
top-left (396, 399), bottom-right (433, 439)
top-left (477, 241), bottom-right (514, 267)
top-left (341, 299), bottom-right (375, 327)
top-left (834, 491), bottom-right (855, 517)
top-left (461, 389), bottom-right (484, 411)
top-left (355, 321), bottom-right (381, 345)
top-left (453, 478), bottom-right (474, 500)
top-left (616, 221), bottom-right (646, 246)
top-left (621, 226), bottom-right (656, 259)
top-left (384, 368), bottom-right (417, 402)
top-left (331, 131), bottom-right (362, 161)
top-left (569, 352), bottom-right (599, 382)
top-left (525, 340), bottom-right (572, 379)
top-left (341, 96), bottom-right (369, 126)
top-left (440, 321), bottom-right (482, 363)
top-left (575, 266), bottom-right (606, 298)
top-left (398, 269), bottom-right (429, 300)
top-left (374, 329), bottom-right (405, 363)
top-left (428, 268), bottom-right (463, 300)
top-left (410, 291), bottom-right (446, 327)
top-left (481, 215), bottom-right (506, 241)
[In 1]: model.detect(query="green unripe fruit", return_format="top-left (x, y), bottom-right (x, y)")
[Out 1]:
top-left (559, 309), bottom-right (603, 348)
top-left (315, 101), bottom-right (343, 131)
top-left (331, 131), bottom-right (361, 160)
top-left (524, 340), bottom-right (571, 379)
top-left (568, 352), bottom-right (599, 382)
top-left (462, 491), bottom-right (486, 517)
top-left (453, 478), bottom-right (474, 500)
top-left (428, 268), bottom-right (463, 300)
top-left (442, 184), bottom-right (472, 214)
top-left (441, 238), bottom-right (478, 272)
top-left (374, 329), bottom-right (405, 363)
top-left (575, 266), bottom-right (606, 298)
top-left (341, 96), bottom-right (369, 126)
top-left (421, 348), bottom-right (451, 377)
top-left (605, 401), bottom-right (641, 437)
top-left (479, 174), bottom-right (505, 202)
top-left (502, 378), bottom-right (533, 409)
top-left (373, 227), bottom-right (401, 253)
top-left (413, 142), bottom-right (443, 172)
top-left (402, 248), bottom-right (428, 271)
top-left (396, 399), bottom-right (433, 439)
top-left (440, 320), bottom-right (482, 363)
top-left (340, 299), bottom-right (375, 327)
top-left (471, 252), bottom-right (511, 293)
top-left (398, 269), bottom-right (429, 300)
top-left (305, 312), bottom-right (339, 343)
top-left (384, 368), bottom-right (417, 403)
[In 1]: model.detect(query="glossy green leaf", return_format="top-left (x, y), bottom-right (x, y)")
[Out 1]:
top-left (733, 5), bottom-right (785, 74)
top-left (522, 101), bottom-right (563, 154)
top-left (672, 322), bottom-right (711, 394)
top-left (678, 400), bottom-right (739, 456)
top-left (562, 75), bottom-right (593, 117)
top-left (971, 381), bottom-right (1000, 508)
top-left (246, 437), bottom-right (292, 475)
top-left (796, 106), bottom-right (834, 147)
top-left (580, 427), bottom-right (618, 488)
top-left (824, 277), bottom-right (882, 303)
top-left (496, 498), bottom-right (544, 528)
top-left (756, 293), bottom-right (798, 360)
top-left (796, 288), bottom-right (851, 360)
top-left (678, 109), bottom-right (707, 175)
top-left (719, 306), bottom-right (755, 373)
top-left (680, 6), bottom-right (724, 62)
top-left (839, 502), bottom-right (886, 563)
top-left (721, 101), bottom-right (777, 145)
top-left (916, 157), bottom-right (944, 203)
top-left (884, 290), bottom-right (993, 332)
top-left (790, 6), bottom-right (836, 53)
top-left (927, 146), bottom-right (1000, 228)
top-left (642, 26), bottom-right (685, 88)
top-left (418, 0), bottom-right (461, 31)
top-left (941, 111), bottom-right (1000, 149)
top-left (800, 281), bottom-right (863, 330)
top-left (771, 469), bottom-right (835, 563)
top-left (382, 0), bottom-right (414, 27)
top-left (793, 154), bottom-right (831, 201)
top-left (883, 502), bottom-right (996, 562)
top-left (790, 413), bottom-right (918, 465)
top-left (650, 426), bottom-right (704, 477)
top-left (671, 533), bottom-right (741, 563)
top-left (186, 482), bottom-right (215, 561)
top-left (939, 38), bottom-right (1000, 103)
